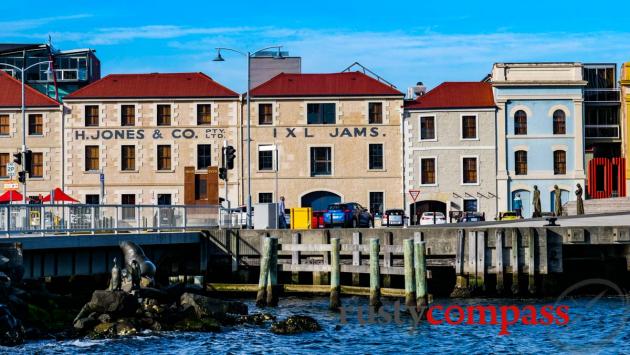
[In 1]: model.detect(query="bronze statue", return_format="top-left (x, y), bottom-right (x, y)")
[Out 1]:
top-left (576, 183), bottom-right (585, 215)
top-left (532, 185), bottom-right (542, 218)
top-left (554, 185), bottom-right (563, 216)
top-left (120, 241), bottom-right (156, 278)
top-left (110, 257), bottom-right (122, 291)
top-left (130, 260), bottom-right (141, 291)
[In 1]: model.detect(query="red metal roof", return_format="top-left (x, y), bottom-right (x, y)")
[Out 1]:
top-left (0, 70), bottom-right (60, 108)
top-left (404, 82), bottom-right (495, 110)
top-left (250, 72), bottom-right (404, 97)
top-left (65, 72), bottom-right (239, 99)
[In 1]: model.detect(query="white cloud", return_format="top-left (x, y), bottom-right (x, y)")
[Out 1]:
top-left (0, 14), bottom-right (92, 32)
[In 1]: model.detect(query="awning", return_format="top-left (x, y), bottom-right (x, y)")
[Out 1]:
top-left (41, 188), bottom-right (79, 203)
top-left (0, 190), bottom-right (24, 203)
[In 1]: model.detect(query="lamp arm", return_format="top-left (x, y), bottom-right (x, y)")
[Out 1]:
top-left (215, 47), bottom-right (248, 57)
top-left (251, 45), bottom-right (282, 56)
top-left (24, 60), bottom-right (52, 72)
top-left (0, 63), bottom-right (22, 72)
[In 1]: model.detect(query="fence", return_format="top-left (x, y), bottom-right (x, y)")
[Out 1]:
top-left (0, 204), bottom-right (237, 236)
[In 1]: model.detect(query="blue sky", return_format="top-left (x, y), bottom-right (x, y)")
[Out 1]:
top-left (3, 0), bottom-right (630, 92)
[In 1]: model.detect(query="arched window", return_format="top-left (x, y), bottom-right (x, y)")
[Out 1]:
top-left (515, 150), bottom-right (527, 175)
top-left (553, 150), bottom-right (566, 175)
top-left (514, 110), bottom-right (527, 135)
top-left (553, 110), bottom-right (566, 135)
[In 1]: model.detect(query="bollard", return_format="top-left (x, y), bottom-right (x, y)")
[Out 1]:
top-left (403, 239), bottom-right (416, 309)
top-left (256, 237), bottom-right (271, 307)
top-left (329, 238), bottom-right (341, 310)
top-left (266, 237), bottom-right (279, 306)
top-left (414, 241), bottom-right (428, 309)
top-left (369, 238), bottom-right (382, 309)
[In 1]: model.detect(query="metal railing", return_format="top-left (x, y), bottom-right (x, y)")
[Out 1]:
top-left (585, 125), bottom-right (620, 139)
top-left (0, 204), bottom-right (244, 236)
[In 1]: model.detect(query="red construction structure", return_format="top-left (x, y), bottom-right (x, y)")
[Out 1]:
top-left (587, 157), bottom-right (626, 199)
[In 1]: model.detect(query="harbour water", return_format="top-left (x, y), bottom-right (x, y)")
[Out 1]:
top-left (11, 296), bottom-right (630, 354)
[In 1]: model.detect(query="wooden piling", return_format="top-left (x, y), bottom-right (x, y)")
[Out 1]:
top-left (468, 231), bottom-right (478, 289)
top-left (527, 229), bottom-right (536, 295)
top-left (496, 230), bottom-right (504, 294)
top-left (329, 237), bottom-right (341, 310)
top-left (414, 241), bottom-right (428, 308)
top-left (511, 229), bottom-right (520, 295)
top-left (256, 237), bottom-right (271, 307)
top-left (291, 233), bottom-right (301, 284)
top-left (476, 231), bottom-right (486, 292)
top-left (266, 237), bottom-right (279, 306)
top-left (383, 232), bottom-right (393, 288)
top-left (455, 229), bottom-right (467, 289)
top-left (403, 239), bottom-right (416, 308)
top-left (352, 232), bottom-right (361, 286)
top-left (369, 238), bottom-right (382, 308)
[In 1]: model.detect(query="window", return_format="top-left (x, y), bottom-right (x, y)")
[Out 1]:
top-left (369, 192), bottom-right (384, 215)
top-left (196, 144), bottom-right (212, 170)
top-left (157, 105), bottom-right (171, 126)
top-left (195, 174), bottom-right (207, 200)
top-left (420, 116), bottom-right (435, 140)
top-left (258, 146), bottom-right (274, 171)
top-left (259, 193), bottom-right (273, 204)
top-left (514, 110), bottom-right (527, 135)
top-left (368, 102), bottom-right (383, 124)
top-left (121, 145), bottom-right (135, 171)
top-left (462, 157), bottom-right (478, 184)
top-left (0, 153), bottom-right (9, 177)
top-left (85, 194), bottom-right (99, 205)
top-left (85, 146), bottom-right (99, 171)
top-left (420, 158), bottom-right (436, 185)
top-left (121, 194), bottom-right (136, 220)
top-left (307, 103), bottom-right (336, 124)
top-left (461, 115), bottom-right (477, 139)
top-left (85, 105), bottom-right (99, 127)
top-left (28, 114), bottom-right (43, 135)
top-left (515, 150), bottom-right (527, 175)
top-left (30, 153), bottom-right (43, 178)
top-left (157, 145), bottom-right (171, 171)
top-left (259, 104), bottom-right (273, 125)
top-left (310, 147), bottom-right (332, 176)
top-left (121, 105), bottom-right (135, 126)
top-left (157, 194), bottom-right (172, 205)
top-left (368, 144), bottom-right (384, 170)
top-left (553, 110), bottom-right (566, 135)
top-left (0, 115), bottom-right (9, 136)
top-left (554, 150), bottom-right (566, 175)
top-left (197, 104), bottom-right (212, 125)
top-left (464, 199), bottom-right (478, 212)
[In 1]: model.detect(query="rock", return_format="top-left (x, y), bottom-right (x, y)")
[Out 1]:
top-left (235, 312), bottom-right (276, 325)
top-left (139, 287), bottom-right (171, 304)
top-left (174, 317), bottom-right (220, 332)
top-left (86, 290), bottom-right (139, 317)
top-left (0, 304), bottom-right (25, 346)
top-left (92, 322), bottom-right (115, 338)
top-left (270, 315), bottom-right (321, 335)
top-left (98, 313), bottom-right (112, 323)
top-left (73, 316), bottom-right (98, 332)
top-left (0, 272), bottom-right (11, 288)
top-left (449, 286), bottom-right (471, 298)
top-left (115, 321), bottom-right (137, 336)
top-left (180, 293), bottom-right (247, 320)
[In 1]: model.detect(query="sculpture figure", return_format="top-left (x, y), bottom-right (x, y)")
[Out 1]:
top-left (130, 260), bottom-right (141, 291)
top-left (576, 183), bottom-right (585, 215)
top-left (119, 241), bottom-right (156, 278)
top-left (532, 185), bottom-right (542, 218)
top-left (554, 185), bottom-right (563, 217)
top-left (110, 257), bottom-right (122, 291)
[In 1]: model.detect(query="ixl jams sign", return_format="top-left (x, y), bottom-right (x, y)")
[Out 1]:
top-left (73, 128), bottom-right (227, 140)
top-left (277, 127), bottom-right (384, 138)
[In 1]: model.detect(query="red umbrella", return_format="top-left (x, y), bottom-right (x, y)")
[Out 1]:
top-left (0, 190), bottom-right (24, 203)
top-left (41, 188), bottom-right (79, 203)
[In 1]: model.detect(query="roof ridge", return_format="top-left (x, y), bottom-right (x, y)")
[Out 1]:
top-left (0, 70), bottom-right (60, 106)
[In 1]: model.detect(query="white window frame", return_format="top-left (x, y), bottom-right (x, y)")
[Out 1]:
top-left (461, 155), bottom-right (480, 186)
top-left (460, 114), bottom-right (479, 141)
top-left (257, 102), bottom-right (275, 126)
top-left (308, 145), bottom-right (334, 177)
top-left (418, 115), bottom-right (437, 142)
top-left (419, 156), bottom-right (438, 186)
top-left (368, 190), bottom-right (385, 215)
top-left (367, 142), bottom-right (385, 171)
top-left (305, 102), bottom-right (337, 125)
top-left (257, 144), bottom-right (276, 172)
top-left (367, 101), bottom-right (385, 125)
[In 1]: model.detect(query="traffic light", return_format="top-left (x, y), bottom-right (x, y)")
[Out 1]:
top-left (225, 146), bottom-right (236, 170)
top-left (13, 152), bottom-right (22, 165)
top-left (219, 167), bottom-right (227, 181)
top-left (18, 171), bottom-right (26, 183)
top-left (24, 150), bottom-right (33, 174)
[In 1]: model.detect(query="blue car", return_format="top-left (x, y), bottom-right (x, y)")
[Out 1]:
top-left (323, 202), bottom-right (373, 228)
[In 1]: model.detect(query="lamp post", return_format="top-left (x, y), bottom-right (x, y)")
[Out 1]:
top-left (213, 46), bottom-right (283, 229)
top-left (0, 54), bottom-right (53, 203)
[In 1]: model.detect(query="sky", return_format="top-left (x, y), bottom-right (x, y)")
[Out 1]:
top-left (3, 0), bottom-right (630, 92)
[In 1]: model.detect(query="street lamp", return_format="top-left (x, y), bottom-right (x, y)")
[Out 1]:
top-left (0, 53), bottom-right (53, 202)
top-left (213, 45), bottom-right (283, 229)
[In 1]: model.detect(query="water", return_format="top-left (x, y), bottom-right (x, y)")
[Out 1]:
top-left (10, 296), bottom-right (630, 354)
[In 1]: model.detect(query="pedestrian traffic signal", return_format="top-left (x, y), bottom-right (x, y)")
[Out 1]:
top-left (24, 150), bottom-right (33, 174)
top-left (225, 146), bottom-right (236, 170)
top-left (18, 171), bottom-right (26, 183)
top-left (13, 152), bottom-right (22, 165)
top-left (219, 167), bottom-right (227, 181)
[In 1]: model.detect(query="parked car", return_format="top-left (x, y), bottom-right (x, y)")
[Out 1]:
top-left (383, 209), bottom-right (405, 227)
top-left (459, 212), bottom-right (485, 223)
top-left (419, 212), bottom-right (447, 225)
top-left (323, 202), bottom-right (373, 228)
top-left (498, 211), bottom-right (520, 221)
top-left (311, 211), bottom-right (326, 229)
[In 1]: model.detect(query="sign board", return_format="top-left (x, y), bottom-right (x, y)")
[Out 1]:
top-left (6, 163), bottom-right (16, 177)
top-left (409, 190), bottom-right (421, 202)
top-left (99, 173), bottom-right (105, 183)
top-left (3, 181), bottom-right (19, 191)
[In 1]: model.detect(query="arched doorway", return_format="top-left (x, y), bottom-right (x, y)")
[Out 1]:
top-left (409, 200), bottom-right (447, 225)
top-left (512, 189), bottom-right (531, 218)
top-left (301, 191), bottom-right (341, 211)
